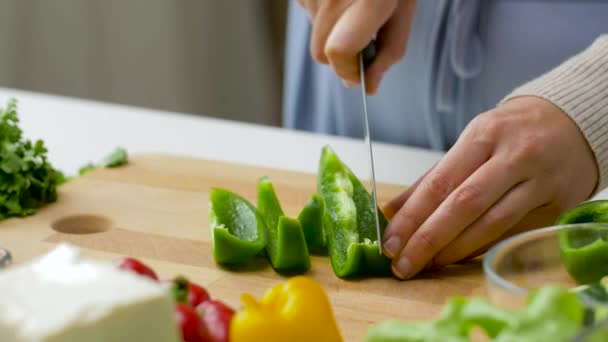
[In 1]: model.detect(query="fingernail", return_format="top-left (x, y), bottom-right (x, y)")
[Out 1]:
top-left (383, 235), bottom-right (401, 258)
top-left (342, 80), bottom-right (357, 88)
top-left (392, 255), bottom-right (412, 279)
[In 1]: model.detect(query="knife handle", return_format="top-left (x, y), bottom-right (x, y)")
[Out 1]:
top-left (362, 40), bottom-right (377, 69)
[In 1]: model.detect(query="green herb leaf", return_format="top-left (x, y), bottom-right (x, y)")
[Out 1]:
top-left (0, 98), bottom-right (61, 219)
top-left (102, 147), bottom-right (128, 168)
top-left (78, 163), bottom-right (97, 176)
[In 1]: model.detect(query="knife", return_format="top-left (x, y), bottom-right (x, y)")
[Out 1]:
top-left (359, 41), bottom-right (382, 254)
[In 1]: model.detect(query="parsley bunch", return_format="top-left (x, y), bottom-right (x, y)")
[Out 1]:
top-left (0, 99), bottom-right (63, 219)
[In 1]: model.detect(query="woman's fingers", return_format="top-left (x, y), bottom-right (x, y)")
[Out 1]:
top-left (382, 130), bottom-right (493, 260)
top-left (301, 0), bottom-right (414, 90)
top-left (310, 0), bottom-right (351, 64)
top-left (325, 0), bottom-right (398, 84)
top-left (392, 157), bottom-right (525, 279)
top-left (432, 178), bottom-right (549, 267)
top-left (364, 0), bottom-right (416, 94)
top-left (383, 163), bottom-right (436, 220)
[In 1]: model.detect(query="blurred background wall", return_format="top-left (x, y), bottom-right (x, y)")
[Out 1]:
top-left (0, 0), bottom-right (287, 126)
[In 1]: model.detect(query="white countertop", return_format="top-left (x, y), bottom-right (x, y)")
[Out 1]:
top-left (3, 86), bottom-right (607, 201)
top-left (0, 87), bottom-right (443, 186)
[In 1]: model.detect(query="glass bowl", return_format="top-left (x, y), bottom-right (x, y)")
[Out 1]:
top-left (483, 223), bottom-right (608, 341)
top-left (483, 223), bottom-right (608, 309)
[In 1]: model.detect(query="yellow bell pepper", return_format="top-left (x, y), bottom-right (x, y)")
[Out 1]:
top-left (230, 276), bottom-right (343, 342)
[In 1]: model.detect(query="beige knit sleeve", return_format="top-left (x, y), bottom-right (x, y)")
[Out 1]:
top-left (501, 34), bottom-right (608, 191)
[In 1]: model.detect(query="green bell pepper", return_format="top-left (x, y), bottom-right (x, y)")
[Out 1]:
top-left (297, 194), bottom-right (326, 254)
top-left (318, 146), bottom-right (391, 278)
top-left (557, 200), bottom-right (608, 284)
top-left (557, 200), bottom-right (608, 225)
top-left (257, 176), bottom-right (310, 272)
top-left (209, 188), bottom-right (267, 264)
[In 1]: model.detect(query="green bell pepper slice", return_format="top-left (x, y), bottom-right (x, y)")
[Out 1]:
top-left (557, 200), bottom-right (608, 284)
top-left (257, 176), bottom-right (310, 272)
top-left (297, 194), bottom-right (326, 254)
top-left (209, 188), bottom-right (267, 264)
top-left (318, 145), bottom-right (391, 278)
top-left (557, 200), bottom-right (608, 225)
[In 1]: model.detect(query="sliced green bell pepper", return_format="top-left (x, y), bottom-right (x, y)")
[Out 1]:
top-left (318, 146), bottom-right (391, 278)
top-left (297, 194), bottom-right (326, 254)
top-left (209, 188), bottom-right (267, 264)
top-left (557, 200), bottom-right (608, 225)
top-left (557, 200), bottom-right (608, 284)
top-left (257, 176), bottom-right (310, 272)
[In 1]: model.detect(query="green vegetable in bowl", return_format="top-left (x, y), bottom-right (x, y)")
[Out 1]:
top-left (556, 201), bottom-right (608, 284)
top-left (365, 287), bottom-right (588, 342)
top-left (0, 98), bottom-right (63, 219)
top-left (571, 276), bottom-right (608, 326)
top-left (557, 201), bottom-right (608, 225)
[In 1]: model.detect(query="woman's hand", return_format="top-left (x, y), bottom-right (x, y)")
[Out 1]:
top-left (297, 0), bottom-right (416, 94)
top-left (382, 96), bottom-right (599, 279)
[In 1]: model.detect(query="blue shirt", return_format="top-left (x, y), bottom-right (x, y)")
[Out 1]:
top-left (283, 0), bottom-right (608, 151)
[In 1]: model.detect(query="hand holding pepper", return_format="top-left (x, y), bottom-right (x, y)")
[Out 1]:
top-left (382, 96), bottom-right (599, 279)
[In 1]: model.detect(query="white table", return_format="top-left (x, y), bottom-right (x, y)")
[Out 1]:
top-left (0, 87), bottom-right (443, 186)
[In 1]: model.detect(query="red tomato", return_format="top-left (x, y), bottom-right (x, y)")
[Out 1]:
top-left (117, 257), bottom-right (158, 281)
top-left (188, 282), bottom-right (210, 307)
top-left (175, 304), bottom-right (207, 342)
top-left (197, 300), bottom-right (235, 342)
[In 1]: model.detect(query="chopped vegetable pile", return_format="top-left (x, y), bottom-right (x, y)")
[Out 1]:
top-left (0, 99), bottom-right (63, 219)
top-left (208, 146), bottom-right (387, 278)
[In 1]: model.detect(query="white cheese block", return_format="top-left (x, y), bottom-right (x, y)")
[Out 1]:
top-left (0, 244), bottom-right (180, 342)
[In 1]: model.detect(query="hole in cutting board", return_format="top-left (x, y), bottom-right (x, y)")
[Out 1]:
top-left (51, 215), bottom-right (113, 235)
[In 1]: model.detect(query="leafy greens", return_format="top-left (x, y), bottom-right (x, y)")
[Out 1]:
top-left (0, 98), bottom-right (63, 219)
top-left (364, 287), bottom-right (604, 342)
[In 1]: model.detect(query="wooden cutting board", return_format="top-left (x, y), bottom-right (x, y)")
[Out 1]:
top-left (0, 154), bottom-right (486, 341)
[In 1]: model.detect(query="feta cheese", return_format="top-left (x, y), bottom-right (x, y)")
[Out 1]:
top-left (0, 244), bottom-right (180, 342)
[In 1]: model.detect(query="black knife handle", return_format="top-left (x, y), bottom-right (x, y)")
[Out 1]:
top-left (362, 40), bottom-right (377, 69)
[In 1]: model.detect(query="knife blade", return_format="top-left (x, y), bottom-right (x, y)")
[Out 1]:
top-left (359, 41), bottom-right (382, 255)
